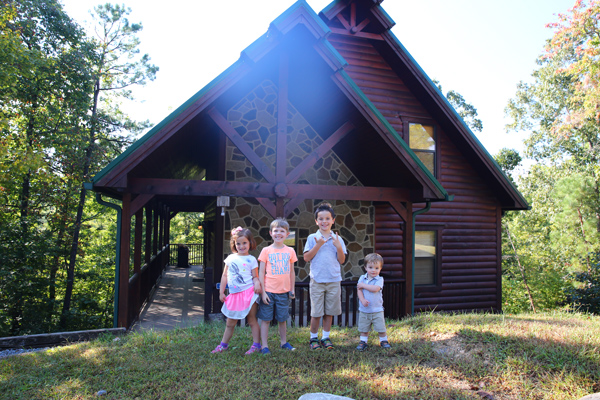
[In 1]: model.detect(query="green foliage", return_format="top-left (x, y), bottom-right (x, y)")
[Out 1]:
top-left (433, 79), bottom-right (483, 132)
top-left (566, 252), bottom-right (600, 314)
top-left (503, 0), bottom-right (600, 312)
top-left (169, 212), bottom-right (204, 244)
top-left (0, 1), bottom-right (155, 336)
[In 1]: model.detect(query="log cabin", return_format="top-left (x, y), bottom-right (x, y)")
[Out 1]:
top-left (88, 0), bottom-right (528, 329)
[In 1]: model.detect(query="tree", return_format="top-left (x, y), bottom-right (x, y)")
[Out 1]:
top-left (0, 0), bottom-right (91, 335)
top-left (506, 0), bottom-right (600, 274)
top-left (434, 80), bottom-right (483, 132)
top-left (60, 3), bottom-right (158, 327)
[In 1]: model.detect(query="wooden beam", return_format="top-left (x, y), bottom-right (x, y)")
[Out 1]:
top-left (277, 52), bottom-right (289, 182)
top-left (256, 198), bottom-right (277, 219)
top-left (284, 196), bottom-right (305, 219)
top-left (389, 201), bottom-right (408, 222)
top-left (330, 28), bottom-right (383, 40)
top-left (129, 178), bottom-right (411, 202)
top-left (129, 193), bottom-right (154, 219)
top-left (208, 107), bottom-right (277, 183)
top-left (285, 121), bottom-right (354, 184)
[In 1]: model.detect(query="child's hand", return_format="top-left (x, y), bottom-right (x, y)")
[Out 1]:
top-left (332, 232), bottom-right (343, 250)
top-left (289, 291), bottom-right (295, 299)
top-left (219, 292), bottom-right (227, 303)
top-left (361, 299), bottom-right (370, 307)
top-left (315, 236), bottom-right (326, 247)
top-left (262, 292), bottom-right (270, 304)
top-left (253, 280), bottom-right (262, 294)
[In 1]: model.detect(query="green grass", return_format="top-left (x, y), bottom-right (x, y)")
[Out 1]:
top-left (1, 312), bottom-right (599, 399)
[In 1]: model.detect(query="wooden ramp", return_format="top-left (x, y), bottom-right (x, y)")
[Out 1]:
top-left (132, 265), bottom-right (205, 332)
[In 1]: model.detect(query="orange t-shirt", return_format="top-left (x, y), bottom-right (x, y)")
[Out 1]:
top-left (258, 245), bottom-right (298, 293)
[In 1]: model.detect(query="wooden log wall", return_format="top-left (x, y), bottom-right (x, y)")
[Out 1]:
top-left (330, 33), bottom-right (502, 314)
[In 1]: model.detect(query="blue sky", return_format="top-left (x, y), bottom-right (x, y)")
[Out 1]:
top-left (61, 0), bottom-right (576, 160)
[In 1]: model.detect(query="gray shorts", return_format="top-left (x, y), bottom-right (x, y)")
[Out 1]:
top-left (358, 311), bottom-right (386, 333)
top-left (257, 292), bottom-right (290, 322)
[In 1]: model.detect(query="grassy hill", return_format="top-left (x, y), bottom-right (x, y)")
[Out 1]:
top-left (1, 312), bottom-right (599, 399)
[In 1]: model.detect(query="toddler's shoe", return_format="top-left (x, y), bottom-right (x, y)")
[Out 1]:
top-left (281, 342), bottom-right (296, 351)
top-left (261, 347), bottom-right (271, 355)
top-left (211, 344), bottom-right (228, 353)
top-left (356, 341), bottom-right (368, 351)
top-left (380, 340), bottom-right (391, 349)
top-left (245, 344), bottom-right (261, 355)
top-left (320, 337), bottom-right (334, 349)
top-left (309, 338), bottom-right (321, 350)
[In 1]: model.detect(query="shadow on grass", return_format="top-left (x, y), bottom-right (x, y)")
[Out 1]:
top-left (1, 316), bottom-right (599, 400)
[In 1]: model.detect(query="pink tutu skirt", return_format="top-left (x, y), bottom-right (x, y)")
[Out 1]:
top-left (221, 286), bottom-right (259, 320)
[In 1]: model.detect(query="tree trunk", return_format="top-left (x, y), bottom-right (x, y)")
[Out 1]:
top-left (60, 80), bottom-right (101, 328)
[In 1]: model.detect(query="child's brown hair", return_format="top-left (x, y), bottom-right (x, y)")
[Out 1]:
top-left (314, 202), bottom-right (335, 219)
top-left (364, 253), bottom-right (384, 268)
top-left (230, 226), bottom-right (257, 253)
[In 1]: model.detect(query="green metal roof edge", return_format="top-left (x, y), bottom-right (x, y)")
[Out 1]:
top-left (272, 0), bottom-right (331, 35)
top-left (385, 29), bottom-right (528, 206)
top-left (92, 58), bottom-right (247, 185)
top-left (337, 69), bottom-right (448, 199)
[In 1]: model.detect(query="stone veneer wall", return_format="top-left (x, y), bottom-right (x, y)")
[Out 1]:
top-left (223, 80), bottom-right (374, 282)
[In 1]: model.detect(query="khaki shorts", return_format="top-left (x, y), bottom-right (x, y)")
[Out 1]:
top-left (309, 279), bottom-right (341, 318)
top-left (358, 311), bottom-right (386, 333)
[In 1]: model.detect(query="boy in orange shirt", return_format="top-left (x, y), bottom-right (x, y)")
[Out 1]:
top-left (257, 218), bottom-right (298, 354)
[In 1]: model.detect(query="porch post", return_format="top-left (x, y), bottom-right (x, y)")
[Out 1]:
top-left (118, 192), bottom-right (132, 328)
top-left (133, 209), bottom-right (143, 314)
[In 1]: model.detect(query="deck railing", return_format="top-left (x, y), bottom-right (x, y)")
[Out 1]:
top-left (128, 245), bottom-right (169, 328)
top-left (290, 279), bottom-right (405, 327)
top-left (205, 276), bottom-right (406, 326)
top-left (168, 243), bottom-right (203, 266)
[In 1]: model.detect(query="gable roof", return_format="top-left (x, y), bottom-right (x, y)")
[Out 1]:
top-left (91, 0), bottom-right (526, 210)
top-left (318, 0), bottom-right (527, 210)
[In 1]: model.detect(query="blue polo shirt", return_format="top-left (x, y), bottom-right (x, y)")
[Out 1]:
top-left (357, 273), bottom-right (384, 313)
top-left (304, 231), bottom-right (347, 283)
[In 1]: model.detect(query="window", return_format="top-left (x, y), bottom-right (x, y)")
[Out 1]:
top-left (415, 230), bottom-right (436, 285)
top-left (408, 123), bottom-right (436, 176)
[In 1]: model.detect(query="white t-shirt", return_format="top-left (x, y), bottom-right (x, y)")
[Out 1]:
top-left (224, 253), bottom-right (258, 293)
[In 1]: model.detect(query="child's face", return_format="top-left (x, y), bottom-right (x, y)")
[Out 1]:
top-left (315, 210), bottom-right (334, 233)
top-left (235, 236), bottom-right (250, 255)
top-left (365, 261), bottom-right (382, 278)
top-left (270, 226), bottom-right (289, 244)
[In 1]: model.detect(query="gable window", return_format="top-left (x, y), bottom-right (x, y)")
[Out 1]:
top-left (408, 123), bottom-right (436, 176)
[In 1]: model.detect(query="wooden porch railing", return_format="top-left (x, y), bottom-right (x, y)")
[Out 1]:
top-left (168, 243), bottom-right (203, 266)
top-left (205, 276), bottom-right (406, 326)
top-left (290, 279), bottom-right (406, 327)
top-left (127, 245), bottom-right (169, 328)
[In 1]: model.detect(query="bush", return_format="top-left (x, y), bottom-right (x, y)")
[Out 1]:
top-left (565, 252), bottom-right (600, 314)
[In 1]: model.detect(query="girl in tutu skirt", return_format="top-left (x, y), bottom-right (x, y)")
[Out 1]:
top-left (211, 227), bottom-right (262, 355)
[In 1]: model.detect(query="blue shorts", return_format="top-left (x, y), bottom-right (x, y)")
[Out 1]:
top-left (257, 292), bottom-right (290, 322)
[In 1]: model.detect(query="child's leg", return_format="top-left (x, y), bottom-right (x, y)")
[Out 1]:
top-left (247, 303), bottom-right (260, 344)
top-left (310, 316), bottom-right (321, 335)
top-left (278, 321), bottom-right (287, 345)
top-left (322, 314), bottom-right (333, 333)
top-left (221, 318), bottom-right (238, 344)
top-left (260, 320), bottom-right (270, 349)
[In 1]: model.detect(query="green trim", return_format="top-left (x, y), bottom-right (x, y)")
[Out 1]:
top-left (271, 0), bottom-right (331, 36)
top-left (384, 30), bottom-right (528, 207)
top-left (337, 69), bottom-right (448, 199)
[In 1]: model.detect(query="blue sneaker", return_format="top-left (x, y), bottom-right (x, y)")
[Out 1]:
top-left (281, 342), bottom-right (296, 351)
top-left (261, 347), bottom-right (271, 355)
